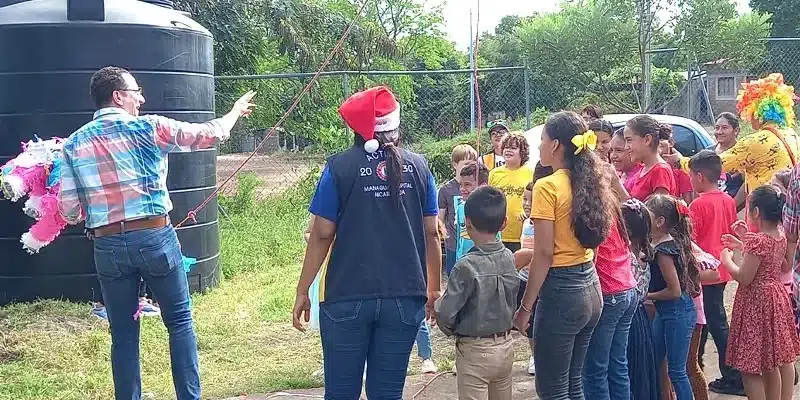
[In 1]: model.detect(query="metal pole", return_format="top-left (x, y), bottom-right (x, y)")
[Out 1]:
top-left (469, 9), bottom-right (475, 133)
top-left (524, 66), bottom-right (531, 130)
top-left (687, 61), bottom-right (693, 120)
top-left (343, 73), bottom-right (350, 135)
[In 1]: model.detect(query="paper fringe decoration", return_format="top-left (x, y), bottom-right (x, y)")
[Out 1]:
top-left (0, 136), bottom-right (68, 254)
top-left (737, 73), bottom-right (798, 129)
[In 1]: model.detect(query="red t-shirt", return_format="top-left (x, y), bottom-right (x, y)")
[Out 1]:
top-left (629, 162), bottom-right (677, 201)
top-left (595, 219), bottom-right (637, 294)
top-left (689, 190), bottom-right (737, 283)
top-left (673, 169), bottom-right (693, 195)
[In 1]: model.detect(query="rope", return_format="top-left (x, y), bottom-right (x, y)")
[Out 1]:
top-left (174, 0), bottom-right (372, 228)
top-left (411, 372), bottom-right (451, 399)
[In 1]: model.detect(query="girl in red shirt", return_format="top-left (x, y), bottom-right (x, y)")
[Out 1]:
top-left (624, 115), bottom-right (677, 201)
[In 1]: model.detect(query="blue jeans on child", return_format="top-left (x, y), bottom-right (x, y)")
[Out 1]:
top-left (445, 249), bottom-right (457, 277)
top-left (320, 296), bottom-right (426, 400)
top-left (583, 288), bottom-right (637, 400)
top-left (653, 294), bottom-right (696, 400)
top-left (93, 225), bottom-right (200, 400)
top-left (416, 320), bottom-right (432, 359)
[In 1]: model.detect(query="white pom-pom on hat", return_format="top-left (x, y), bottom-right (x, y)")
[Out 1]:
top-left (338, 86), bottom-right (401, 153)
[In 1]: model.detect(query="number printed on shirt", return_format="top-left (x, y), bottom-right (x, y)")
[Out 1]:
top-left (360, 167), bottom-right (373, 176)
top-left (402, 164), bottom-right (414, 173)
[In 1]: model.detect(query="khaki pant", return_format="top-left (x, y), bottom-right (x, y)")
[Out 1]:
top-left (455, 334), bottom-right (515, 400)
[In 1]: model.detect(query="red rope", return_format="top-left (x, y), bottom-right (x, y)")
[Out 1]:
top-left (174, 0), bottom-right (371, 228)
top-left (472, 0), bottom-right (483, 166)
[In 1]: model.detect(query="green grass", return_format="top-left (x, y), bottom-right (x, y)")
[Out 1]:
top-left (0, 172), bottom-right (325, 400)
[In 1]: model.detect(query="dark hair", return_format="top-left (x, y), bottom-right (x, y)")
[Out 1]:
top-left (459, 161), bottom-right (489, 185)
top-left (581, 104), bottom-right (602, 120)
top-left (613, 127), bottom-right (625, 139)
top-left (626, 115), bottom-right (673, 151)
top-left (588, 119), bottom-right (614, 136)
top-left (533, 161), bottom-right (554, 182)
top-left (464, 186), bottom-right (507, 234)
top-left (525, 181), bottom-right (534, 191)
top-left (500, 132), bottom-right (530, 165)
top-left (645, 194), bottom-right (701, 297)
top-left (354, 129), bottom-right (403, 209)
top-left (716, 112), bottom-right (740, 131)
top-left (621, 199), bottom-right (654, 262)
top-left (544, 111), bottom-right (617, 248)
top-left (688, 150), bottom-right (722, 183)
top-left (89, 66), bottom-right (131, 108)
top-left (748, 185), bottom-right (785, 223)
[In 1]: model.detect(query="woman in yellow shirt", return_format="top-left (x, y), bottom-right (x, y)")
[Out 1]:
top-left (513, 111), bottom-right (620, 399)
top-left (488, 132), bottom-right (534, 252)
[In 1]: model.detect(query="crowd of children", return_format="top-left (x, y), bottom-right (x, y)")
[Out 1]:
top-left (297, 74), bottom-right (800, 400)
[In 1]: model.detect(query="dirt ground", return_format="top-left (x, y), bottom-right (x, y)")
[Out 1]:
top-left (216, 152), bottom-right (321, 198)
top-left (224, 282), bottom-right (800, 400)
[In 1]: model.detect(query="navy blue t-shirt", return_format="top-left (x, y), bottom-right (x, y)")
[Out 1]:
top-left (310, 146), bottom-right (438, 303)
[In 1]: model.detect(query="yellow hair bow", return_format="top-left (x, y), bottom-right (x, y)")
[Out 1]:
top-left (571, 130), bottom-right (597, 155)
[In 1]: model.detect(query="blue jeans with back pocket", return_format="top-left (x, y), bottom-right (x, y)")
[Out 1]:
top-left (320, 296), bottom-right (426, 400)
top-left (93, 225), bottom-right (200, 400)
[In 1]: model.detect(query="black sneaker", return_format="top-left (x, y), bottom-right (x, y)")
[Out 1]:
top-left (709, 379), bottom-right (746, 396)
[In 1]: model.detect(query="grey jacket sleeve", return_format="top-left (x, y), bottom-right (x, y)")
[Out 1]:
top-left (434, 261), bottom-right (473, 336)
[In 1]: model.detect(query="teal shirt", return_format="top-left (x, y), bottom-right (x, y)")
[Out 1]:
top-left (454, 195), bottom-right (501, 260)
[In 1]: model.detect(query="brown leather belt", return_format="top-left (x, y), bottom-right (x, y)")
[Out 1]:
top-left (459, 330), bottom-right (512, 340)
top-left (93, 216), bottom-right (170, 238)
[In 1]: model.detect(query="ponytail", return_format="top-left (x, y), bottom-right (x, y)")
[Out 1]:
top-left (376, 130), bottom-right (403, 209)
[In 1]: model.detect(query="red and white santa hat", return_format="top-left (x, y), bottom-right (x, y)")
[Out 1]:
top-left (338, 86), bottom-right (400, 153)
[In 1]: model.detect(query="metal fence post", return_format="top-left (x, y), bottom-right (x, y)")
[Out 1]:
top-left (343, 72), bottom-right (350, 134)
top-left (524, 66), bottom-right (531, 130)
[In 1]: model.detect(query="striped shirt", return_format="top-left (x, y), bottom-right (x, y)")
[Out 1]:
top-left (59, 107), bottom-right (228, 229)
top-left (783, 163), bottom-right (800, 303)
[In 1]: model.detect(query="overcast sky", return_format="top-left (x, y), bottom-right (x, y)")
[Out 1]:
top-left (443, 0), bottom-right (753, 51)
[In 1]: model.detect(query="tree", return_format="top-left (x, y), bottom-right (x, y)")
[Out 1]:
top-left (749, 0), bottom-right (800, 37)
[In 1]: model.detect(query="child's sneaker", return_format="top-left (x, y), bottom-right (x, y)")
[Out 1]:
top-left (139, 300), bottom-right (161, 317)
top-left (527, 356), bottom-right (536, 375)
top-left (91, 305), bottom-right (108, 321)
top-left (421, 359), bottom-right (438, 374)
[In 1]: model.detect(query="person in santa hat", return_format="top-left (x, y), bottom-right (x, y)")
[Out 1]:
top-left (291, 86), bottom-right (442, 398)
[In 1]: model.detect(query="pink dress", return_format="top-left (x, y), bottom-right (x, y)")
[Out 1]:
top-left (727, 232), bottom-right (800, 373)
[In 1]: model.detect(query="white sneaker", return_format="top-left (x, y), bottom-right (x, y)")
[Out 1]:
top-left (527, 357), bottom-right (536, 375)
top-left (421, 359), bottom-right (438, 374)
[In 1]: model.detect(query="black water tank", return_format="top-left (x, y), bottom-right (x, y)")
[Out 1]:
top-left (0, 0), bottom-right (221, 305)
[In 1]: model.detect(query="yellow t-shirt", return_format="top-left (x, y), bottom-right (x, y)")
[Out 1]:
top-left (530, 169), bottom-right (594, 267)
top-left (680, 126), bottom-right (800, 190)
top-left (489, 165), bottom-right (534, 242)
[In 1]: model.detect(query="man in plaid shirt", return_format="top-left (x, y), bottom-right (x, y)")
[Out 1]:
top-left (59, 66), bottom-right (255, 400)
top-left (779, 166), bottom-right (800, 332)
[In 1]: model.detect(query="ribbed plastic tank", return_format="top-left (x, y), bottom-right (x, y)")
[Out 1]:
top-left (0, 0), bottom-right (220, 305)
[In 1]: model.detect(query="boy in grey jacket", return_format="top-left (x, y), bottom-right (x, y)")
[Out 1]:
top-left (434, 186), bottom-right (519, 400)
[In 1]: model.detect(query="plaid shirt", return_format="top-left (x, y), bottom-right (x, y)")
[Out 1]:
top-left (59, 107), bottom-right (228, 229)
top-left (784, 163), bottom-right (800, 303)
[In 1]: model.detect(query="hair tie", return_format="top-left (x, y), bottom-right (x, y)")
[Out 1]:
top-left (571, 130), bottom-right (597, 155)
top-left (676, 201), bottom-right (691, 217)
top-left (623, 198), bottom-right (644, 213)
top-left (383, 142), bottom-right (395, 149)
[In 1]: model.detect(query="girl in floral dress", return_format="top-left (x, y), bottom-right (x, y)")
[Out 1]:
top-left (721, 185), bottom-right (800, 400)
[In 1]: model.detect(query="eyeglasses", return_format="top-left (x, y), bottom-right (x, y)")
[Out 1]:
top-left (117, 87), bottom-right (143, 95)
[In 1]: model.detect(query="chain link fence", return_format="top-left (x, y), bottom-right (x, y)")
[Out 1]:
top-left (211, 38), bottom-right (800, 198)
top-left (212, 67), bottom-right (528, 198)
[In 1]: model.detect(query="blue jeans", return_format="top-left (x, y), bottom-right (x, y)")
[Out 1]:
top-left (416, 320), bottom-right (432, 360)
top-left (534, 262), bottom-right (603, 400)
top-left (320, 296), bottom-right (425, 400)
top-left (445, 249), bottom-right (457, 277)
top-left (653, 294), bottom-right (696, 400)
top-left (93, 225), bottom-right (200, 400)
top-left (583, 288), bottom-right (637, 400)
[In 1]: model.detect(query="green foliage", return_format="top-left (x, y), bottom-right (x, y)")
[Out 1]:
top-left (409, 133), bottom-right (490, 184)
top-left (749, 0), bottom-right (800, 37)
top-left (531, 107), bottom-right (550, 125)
top-left (218, 173), bottom-right (262, 215)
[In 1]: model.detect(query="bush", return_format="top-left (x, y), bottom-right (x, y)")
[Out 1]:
top-left (410, 133), bottom-right (490, 184)
top-left (218, 173), bottom-right (261, 215)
